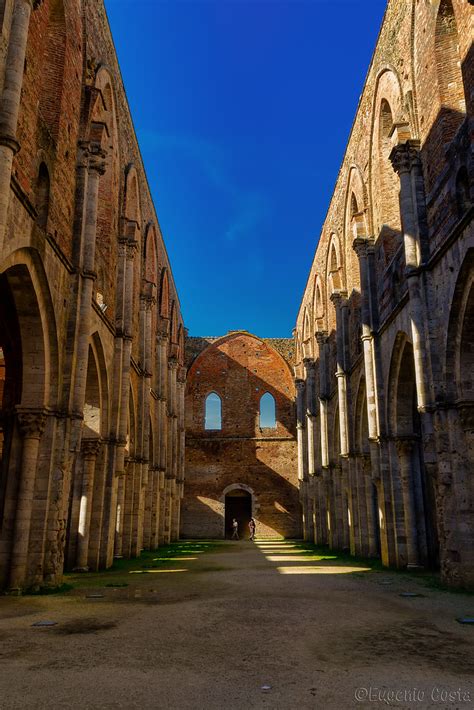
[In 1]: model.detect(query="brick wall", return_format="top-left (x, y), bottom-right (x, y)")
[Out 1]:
top-left (182, 332), bottom-right (302, 539)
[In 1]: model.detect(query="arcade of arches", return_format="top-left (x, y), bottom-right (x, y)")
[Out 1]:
top-left (0, 0), bottom-right (472, 594)
top-left (294, 0), bottom-right (473, 588)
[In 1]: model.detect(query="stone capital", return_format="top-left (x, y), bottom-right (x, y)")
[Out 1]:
top-left (330, 289), bottom-right (348, 309)
top-left (315, 330), bottom-right (328, 347)
top-left (303, 358), bottom-right (316, 377)
top-left (16, 408), bottom-right (47, 439)
top-left (389, 140), bottom-right (421, 176)
top-left (295, 379), bottom-right (306, 391)
top-left (168, 358), bottom-right (179, 371)
top-left (88, 144), bottom-right (107, 176)
top-left (352, 236), bottom-right (370, 259)
top-left (140, 292), bottom-right (155, 311)
top-left (81, 437), bottom-right (102, 458)
top-left (156, 331), bottom-right (169, 345)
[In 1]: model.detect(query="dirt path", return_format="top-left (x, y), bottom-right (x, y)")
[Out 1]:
top-left (0, 540), bottom-right (473, 710)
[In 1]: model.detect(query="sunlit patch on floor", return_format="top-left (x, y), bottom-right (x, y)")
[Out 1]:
top-left (265, 555), bottom-right (339, 562)
top-left (152, 557), bottom-right (197, 561)
top-left (276, 566), bottom-right (371, 575)
top-left (129, 569), bottom-right (188, 574)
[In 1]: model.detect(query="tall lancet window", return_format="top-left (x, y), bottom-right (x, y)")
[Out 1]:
top-left (205, 392), bottom-right (222, 430)
top-left (260, 392), bottom-right (276, 429)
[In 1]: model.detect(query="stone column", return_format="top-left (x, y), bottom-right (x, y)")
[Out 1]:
top-left (295, 379), bottom-right (306, 482)
top-left (9, 408), bottom-right (47, 592)
top-left (72, 144), bottom-right (106, 417)
top-left (390, 142), bottom-right (432, 410)
top-left (167, 358), bottom-right (179, 542)
top-left (150, 467), bottom-right (161, 549)
top-left (75, 438), bottom-right (101, 571)
top-left (363, 457), bottom-right (379, 557)
top-left (304, 358), bottom-right (318, 476)
top-left (330, 291), bottom-right (350, 456)
top-left (396, 437), bottom-right (420, 568)
top-left (0, 0), bottom-right (34, 253)
top-left (121, 458), bottom-right (135, 558)
top-left (175, 366), bottom-right (186, 540)
top-left (114, 235), bottom-right (138, 534)
top-left (316, 331), bottom-right (329, 468)
top-left (353, 237), bottom-right (379, 440)
top-left (156, 327), bottom-right (169, 544)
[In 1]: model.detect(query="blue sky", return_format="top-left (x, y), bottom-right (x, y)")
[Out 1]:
top-left (104, 0), bottom-right (387, 337)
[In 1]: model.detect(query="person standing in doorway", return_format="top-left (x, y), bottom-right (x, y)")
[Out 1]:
top-left (231, 518), bottom-right (239, 540)
top-left (248, 517), bottom-right (256, 541)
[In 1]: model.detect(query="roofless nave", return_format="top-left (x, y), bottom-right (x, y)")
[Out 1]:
top-left (0, 0), bottom-right (472, 593)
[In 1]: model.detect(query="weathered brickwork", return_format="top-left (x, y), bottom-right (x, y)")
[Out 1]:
top-left (0, 0), bottom-right (185, 592)
top-left (294, 0), bottom-right (473, 588)
top-left (182, 332), bottom-right (302, 539)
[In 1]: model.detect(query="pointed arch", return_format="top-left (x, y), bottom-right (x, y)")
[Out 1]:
top-left (302, 307), bottom-right (313, 358)
top-left (90, 67), bottom-right (120, 314)
top-left (159, 269), bottom-right (170, 319)
top-left (170, 301), bottom-right (178, 346)
top-left (124, 165), bottom-right (141, 226)
top-left (313, 274), bottom-right (324, 321)
top-left (144, 224), bottom-right (158, 287)
top-left (369, 68), bottom-right (406, 266)
top-left (445, 249), bottom-right (474, 402)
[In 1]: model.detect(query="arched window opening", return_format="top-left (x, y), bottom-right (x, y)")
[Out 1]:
top-left (314, 276), bottom-right (324, 321)
top-left (160, 270), bottom-right (170, 319)
top-left (36, 163), bottom-right (50, 230)
top-left (38, 0), bottom-right (66, 140)
top-left (205, 392), bottom-right (221, 430)
top-left (456, 167), bottom-right (471, 218)
top-left (260, 392), bottom-right (276, 429)
top-left (351, 193), bottom-right (358, 218)
top-left (302, 310), bottom-right (312, 358)
top-left (435, 0), bottom-right (466, 143)
top-left (377, 99), bottom-right (402, 265)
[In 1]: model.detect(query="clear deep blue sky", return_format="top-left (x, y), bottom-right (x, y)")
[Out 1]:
top-left (104, 0), bottom-right (387, 337)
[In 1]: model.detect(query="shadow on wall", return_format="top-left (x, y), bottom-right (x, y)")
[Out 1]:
top-left (181, 334), bottom-right (302, 540)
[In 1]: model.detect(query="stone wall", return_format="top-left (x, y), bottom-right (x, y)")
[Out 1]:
top-left (182, 332), bottom-right (302, 539)
top-left (0, 0), bottom-right (185, 591)
top-left (294, 0), bottom-right (473, 588)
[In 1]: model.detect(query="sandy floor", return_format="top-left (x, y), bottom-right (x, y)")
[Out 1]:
top-left (0, 540), bottom-right (473, 710)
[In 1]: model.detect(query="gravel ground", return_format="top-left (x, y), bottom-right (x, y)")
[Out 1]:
top-left (0, 540), bottom-right (473, 710)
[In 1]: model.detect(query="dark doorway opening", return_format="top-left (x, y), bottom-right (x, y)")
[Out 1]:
top-left (225, 489), bottom-right (252, 539)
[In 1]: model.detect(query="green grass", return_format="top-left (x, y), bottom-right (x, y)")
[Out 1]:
top-left (63, 540), bottom-right (223, 590)
top-left (24, 583), bottom-right (74, 596)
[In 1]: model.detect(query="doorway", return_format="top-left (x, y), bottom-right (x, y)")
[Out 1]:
top-left (225, 489), bottom-right (252, 539)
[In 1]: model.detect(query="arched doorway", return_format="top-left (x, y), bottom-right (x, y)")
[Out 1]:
top-left (225, 489), bottom-right (252, 539)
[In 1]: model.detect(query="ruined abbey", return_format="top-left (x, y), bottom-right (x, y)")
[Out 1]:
top-left (0, 0), bottom-right (472, 596)
top-left (294, 0), bottom-right (473, 587)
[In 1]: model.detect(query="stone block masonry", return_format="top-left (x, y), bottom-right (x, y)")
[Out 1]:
top-left (0, 0), bottom-right (185, 591)
top-left (294, 0), bottom-right (473, 588)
